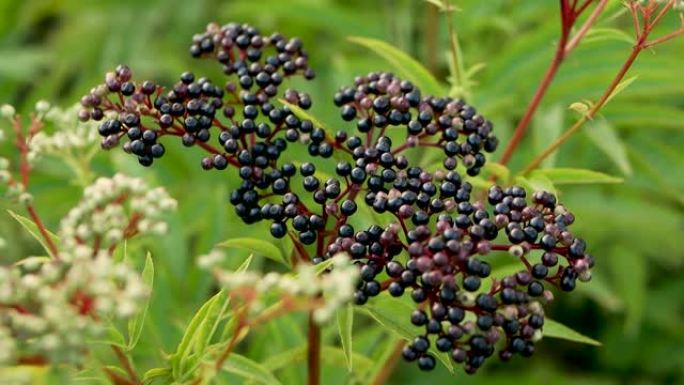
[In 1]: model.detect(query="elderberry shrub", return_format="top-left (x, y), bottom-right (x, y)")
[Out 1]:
top-left (78, 22), bottom-right (595, 375)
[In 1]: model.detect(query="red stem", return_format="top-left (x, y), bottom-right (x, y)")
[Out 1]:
top-left (369, 340), bottom-right (406, 385)
top-left (307, 312), bottom-right (321, 385)
top-left (521, 37), bottom-right (644, 174)
top-left (11, 116), bottom-right (60, 258)
top-left (498, 1), bottom-right (573, 166)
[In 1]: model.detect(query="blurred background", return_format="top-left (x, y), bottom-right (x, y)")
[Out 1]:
top-left (1, 0), bottom-right (683, 384)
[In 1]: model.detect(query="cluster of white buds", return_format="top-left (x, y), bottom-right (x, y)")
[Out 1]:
top-left (58, 173), bottom-right (177, 261)
top-left (27, 102), bottom-right (100, 164)
top-left (0, 255), bottom-right (148, 365)
top-left (0, 104), bottom-right (15, 120)
top-left (203, 253), bottom-right (359, 323)
top-left (0, 174), bottom-right (173, 366)
top-left (0, 157), bottom-right (10, 187)
top-left (0, 109), bottom-right (12, 189)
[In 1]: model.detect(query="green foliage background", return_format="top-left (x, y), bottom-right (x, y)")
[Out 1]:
top-left (1, 0), bottom-right (683, 384)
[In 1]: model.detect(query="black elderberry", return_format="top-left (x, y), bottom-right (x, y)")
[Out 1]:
top-left (388, 282), bottom-right (404, 297)
top-left (402, 346), bottom-right (418, 362)
top-left (417, 355), bottom-right (436, 371)
top-left (270, 222), bottom-right (287, 238)
top-left (412, 336), bottom-right (430, 353)
top-left (463, 275), bottom-right (481, 292)
top-left (528, 281), bottom-right (544, 297)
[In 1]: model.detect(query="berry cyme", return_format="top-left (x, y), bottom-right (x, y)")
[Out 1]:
top-left (78, 21), bottom-right (595, 375)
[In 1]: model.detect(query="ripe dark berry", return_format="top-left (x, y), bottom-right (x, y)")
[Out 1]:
top-left (402, 346), bottom-right (418, 362)
top-left (412, 336), bottom-right (430, 353)
top-left (341, 105), bottom-right (356, 121)
top-left (150, 143), bottom-right (165, 158)
top-left (340, 200), bottom-right (357, 216)
top-left (463, 275), bottom-right (481, 292)
top-left (388, 282), bottom-right (404, 297)
top-left (417, 355), bottom-right (436, 371)
top-left (270, 222), bottom-right (286, 238)
top-left (531, 263), bottom-right (548, 279)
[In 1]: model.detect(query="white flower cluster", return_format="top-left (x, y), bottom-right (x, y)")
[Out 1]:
top-left (26, 102), bottom-right (100, 163)
top-left (0, 104), bottom-right (15, 120)
top-left (0, 127), bottom-right (12, 189)
top-left (59, 174), bottom-right (177, 261)
top-left (0, 256), bottom-right (148, 365)
top-left (0, 174), bottom-right (174, 365)
top-left (204, 253), bottom-right (359, 324)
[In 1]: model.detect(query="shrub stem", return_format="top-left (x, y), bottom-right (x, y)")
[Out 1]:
top-left (307, 311), bottom-right (321, 385)
top-left (498, 0), bottom-right (608, 167)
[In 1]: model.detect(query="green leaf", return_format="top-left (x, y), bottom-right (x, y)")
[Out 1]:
top-left (516, 174), bottom-right (556, 195)
top-left (608, 247), bottom-right (646, 335)
top-left (583, 27), bottom-right (634, 45)
top-left (313, 257), bottom-right (337, 275)
top-left (585, 119), bottom-right (632, 175)
top-left (127, 253), bottom-right (154, 351)
top-left (236, 254), bottom-right (254, 273)
top-left (568, 101), bottom-right (591, 117)
top-left (530, 168), bottom-right (623, 185)
top-left (605, 75), bottom-right (638, 105)
top-left (366, 336), bottom-right (403, 383)
top-left (532, 105), bottom-right (564, 168)
top-left (259, 345), bottom-right (374, 377)
top-left (279, 100), bottom-right (331, 133)
top-left (7, 210), bottom-right (60, 258)
top-left (482, 263), bottom-right (525, 292)
top-left (543, 318), bottom-right (601, 346)
top-left (483, 162), bottom-right (510, 183)
top-left (218, 238), bottom-right (289, 267)
top-left (173, 256), bottom-right (251, 378)
top-left (90, 324), bottom-right (127, 348)
top-left (347, 36), bottom-right (443, 96)
top-left (142, 368), bottom-right (171, 384)
top-left (336, 304), bottom-right (354, 371)
top-left (358, 295), bottom-right (454, 373)
top-left (575, 272), bottom-right (624, 313)
top-left (221, 354), bottom-right (282, 385)
top-left (171, 291), bottom-right (223, 377)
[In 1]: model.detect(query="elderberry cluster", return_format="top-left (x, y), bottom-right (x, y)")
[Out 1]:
top-left (79, 22), bottom-right (596, 375)
top-left (321, 157), bottom-right (594, 373)
top-left (335, 72), bottom-right (498, 176)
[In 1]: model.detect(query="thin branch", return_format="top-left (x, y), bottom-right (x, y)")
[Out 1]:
top-left (629, 2), bottom-right (642, 39)
top-left (370, 339), bottom-right (406, 385)
top-left (11, 115), bottom-right (60, 258)
top-left (644, 27), bottom-right (684, 47)
top-left (647, 0), bottom-right (675, 30)
top-left (498, 23), bottom-right (570, 165)
top-left (111, 345), bottom-right (140, 385)
top-left (215, 305), bottom-right (248, 370)
top-left (521, 42), bottom-right (642, 174)
top-left (565, 0), bottom-right (610, 53)
top-left (499, 0), bottom-right (609, 167)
